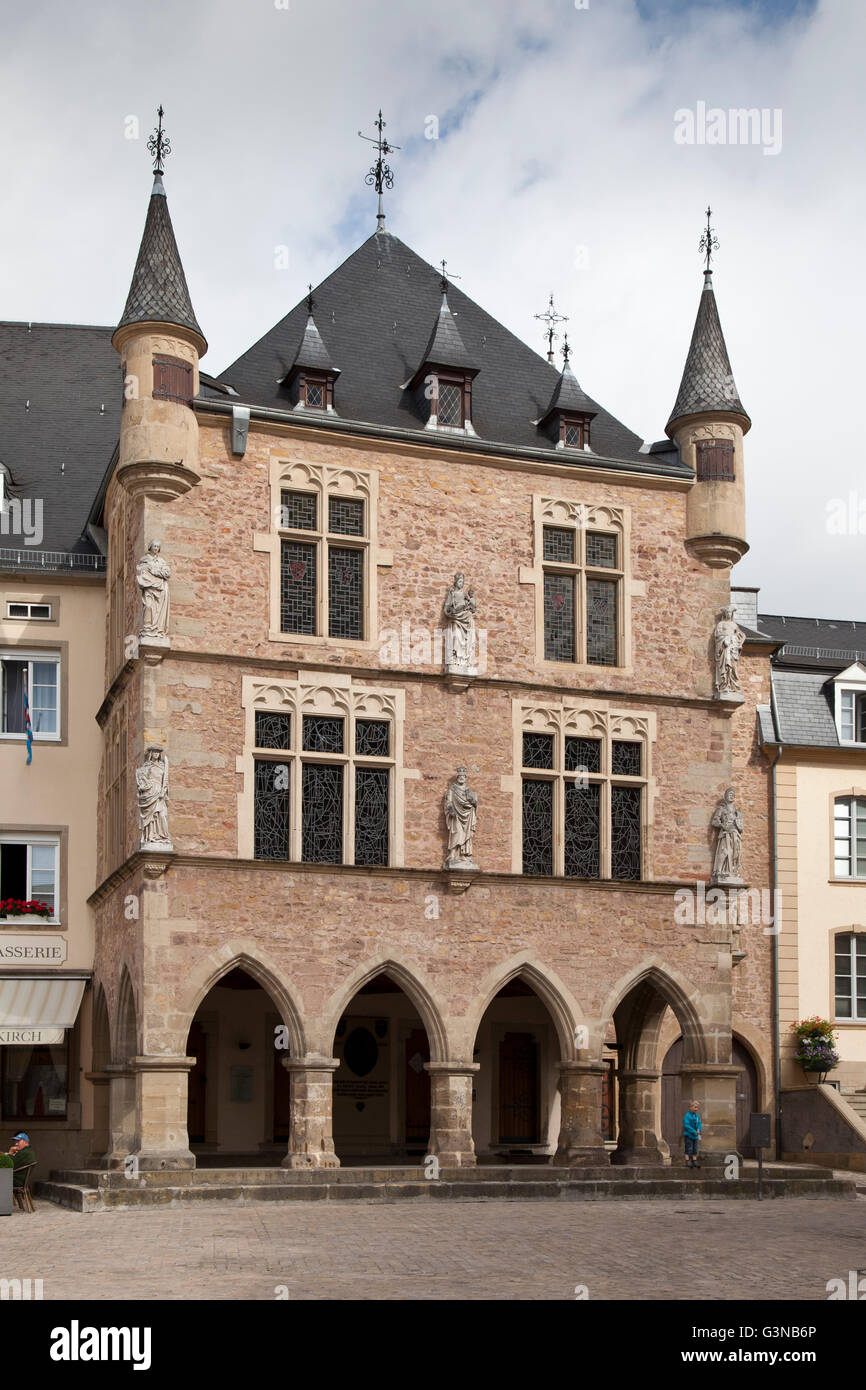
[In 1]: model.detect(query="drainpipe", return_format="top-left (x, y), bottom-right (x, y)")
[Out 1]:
top-left (768, 671), bottom-right (784, 1159)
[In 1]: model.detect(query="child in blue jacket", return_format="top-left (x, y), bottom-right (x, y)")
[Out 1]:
top-left (683, 1103), bottom-right (701, 1167)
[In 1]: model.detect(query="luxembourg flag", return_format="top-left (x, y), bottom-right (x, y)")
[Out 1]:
top-left (23, 681), bottom-right (33, 765)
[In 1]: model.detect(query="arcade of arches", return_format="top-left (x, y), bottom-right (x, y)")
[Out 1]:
top-left (94, 962), bottom-right (763, 1169)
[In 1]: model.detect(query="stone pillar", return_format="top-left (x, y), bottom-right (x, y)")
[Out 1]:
top-left (554, 1062), bottom-right (610, 1166)
top-left (678, 1063), bottom-right (741, 1166)
top-left (103, 1063), bottom-right (137, 1169)
top-left (131, 1055), bottom-right (196, 1170)
top-left (281, 1056), bottom-right (340, 1169)
top-left (426, 1062), bottom-right (478, 1167)
top-left (611, 1067), bottom-right (664, 1165)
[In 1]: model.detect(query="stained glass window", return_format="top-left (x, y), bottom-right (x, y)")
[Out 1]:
top-left (586, 532), bottom-right (617, 569)
top-left (543, 526), bottom-right (575, 563)
top-left (302, 716), bottom-right (344, 753)
top-left (280, 491), bottom-right (317, 531)
top-left (611, 785), bottom-right (641, 880)
top-left (302, 763), bottom-right (343, 863)
top-left (612, 741), bottom-right (641, 776)
top-left (328, 547), bottom-right (363, 640)
top-left (254, 759), bottom-right (290, 860)
top-left (586, 579), bottom-right (617, 666)
top-left (564, 780), bottom-right (600, 878)
top-left (565, 737), bottom-right (601, 775)
top-left (522, 778), bottom-right (553, 875)
top-left (522, 732), bottom-right (554, 769)
top-left (437, 382), bottom-right (462, 427)
top-left (544, 573), bottom-right (575, 662)
top-left (356, 719), bottom-right (390, 758)
top-left (280, 539), bottom-right (317, 635)
top-left (255, 712), bottom-right (291, 750)
top-left (329, 497), bottom-right (365, 537)
top-left (355, 767), bottom-right (389, 867)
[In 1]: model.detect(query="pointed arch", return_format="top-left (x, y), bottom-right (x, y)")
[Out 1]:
top-left (91, 981), bottom-right (111, 1071)
top-left (600, 957), bottom-right (708, 1066)
top-left (323, 954), bottom-right (449, 1062)
top-left (112, 964), bottom-right (139, 1062)
top-left (467, 951), bottom-right (583, 1060)
top-left (179, 941), bottom-right (307, 1058)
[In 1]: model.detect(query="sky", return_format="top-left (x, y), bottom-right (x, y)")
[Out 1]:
top-left (1, 0), bottom-right (863, 618)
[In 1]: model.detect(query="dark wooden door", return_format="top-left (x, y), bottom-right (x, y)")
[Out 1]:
top-left (498, 1032), bottom-right (538, 1142)
top-left (601, 1057), bottom-right (616, 1140)
top-left (733, 1039), bottom-right (758, 1157)
top-left (273, 1049), bottom-right (291, 1142)
top-left (187, 1022), bottom-right (207, 1144)
top-left (661, 1037), bottom-right (684, 1155)
top-left (404, 1028), bottom-right (430, 1146)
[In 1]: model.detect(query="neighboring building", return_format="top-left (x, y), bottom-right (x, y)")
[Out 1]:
top-left (0, 322), bottom-right (119, 1167)
top-left (1, 129), bottom-right (776, 1175)
top-left (748, 598), bottom-right (866, 1167)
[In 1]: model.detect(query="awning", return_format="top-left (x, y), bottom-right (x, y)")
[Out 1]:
top-left (0, 973), bottom-right (88, 1045)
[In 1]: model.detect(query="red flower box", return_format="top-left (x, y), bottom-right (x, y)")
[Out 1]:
top-left (0, 898), bottom-right (52, 919)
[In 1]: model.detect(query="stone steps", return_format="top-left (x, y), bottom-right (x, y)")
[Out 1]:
top-left (35, 1164), bottom-right (855, 1212)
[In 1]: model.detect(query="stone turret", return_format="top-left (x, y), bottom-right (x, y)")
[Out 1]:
top-left (112, 155), bottom-right (206, 503)
top-left (667, 268), bottom-right (750, 569)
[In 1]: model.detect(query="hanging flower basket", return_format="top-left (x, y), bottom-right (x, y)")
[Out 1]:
top-left (790, 1017), bottom-right (840, 1082)
top-left (0, 898), bottom-right (52, 919)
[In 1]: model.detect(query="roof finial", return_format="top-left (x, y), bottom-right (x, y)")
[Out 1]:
top-left (306, 283), bottom-right (315, 316)
top-left (699, 205), bottom-right (719, 274)
top-left (535, 293), bottom-right (569, 364)
top-left (358, 109), bottom-right (400, 233)
top-left (147, 105), bottom-right (171, 176)
top-left (562, 334), bottom-right (571, 366)
top-left (438, 259), bottom-right (461, 296)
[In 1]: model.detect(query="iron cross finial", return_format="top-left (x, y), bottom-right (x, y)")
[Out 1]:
top-left (358, 109), bottom-right (401, 230)
top-left (562, 334), bottom-right (571, 366)
top-left (306, 283), bottom-right (315, 316)
top-left (535, 293), bottom-right (569, 363)
top-left (147, 105), bottom-right (171, 175)
top-left (699, 205), bottom-right (719, 271)
top-left (438, 259), bottom-right (461, 295)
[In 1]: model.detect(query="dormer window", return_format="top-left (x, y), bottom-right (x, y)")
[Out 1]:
top-left (536, 347), bottom-right (597, 452)
top-left (283, 307), bottom-right (339, 414)
top-left (833, 664), bottom-right (866, 744)
top-left (560, 417), bottom-right (590, 450)
top-left (300, 374), bottom-right (329, 410)
top-left (405, 285), bottom-right (479, 436)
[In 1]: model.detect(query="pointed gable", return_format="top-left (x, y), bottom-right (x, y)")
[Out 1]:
top-left (117, 174), bottom-right (205, 346)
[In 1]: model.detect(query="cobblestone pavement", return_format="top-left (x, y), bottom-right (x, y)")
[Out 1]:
top-left (3, 1196), bottom-right (865, 1300)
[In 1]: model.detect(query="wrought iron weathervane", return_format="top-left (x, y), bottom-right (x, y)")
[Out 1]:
top-left (699, 205), bottom-right (719, 272)
top-left (358, 110), bottom-right (400, 232)
top-left (147, 105), bottom-right (171, 175)
top-left (535, 293), bottom-right (569, 364)
top-left (437, 259), bottom-right (461, 295)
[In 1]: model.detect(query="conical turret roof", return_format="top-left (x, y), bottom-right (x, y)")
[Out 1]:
top-left (666, 271), bottom-right (747, 435)
top-left (115, 173), bottom-right (205, 349)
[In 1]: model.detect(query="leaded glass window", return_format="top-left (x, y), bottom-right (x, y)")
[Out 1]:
top-left (328, 546), bottom-right (363, 640)
top-left (255, 712), bottom-right (291, 751)
top-left (302, 762), bottom-right (343, 864)
top-left (355, 767), bottom-right (389, 866)
top-left (281, 491), bottom-right (317, 530)
top-left (586, 532), bottom-right (617, 569)
top-left (305, 380), bottom-right (323, 408)
top-left (544, 573), bottom-right (575, 662)
top-left (437, 382), bottom-right (463, 427)
top-left (586, 579), bottom-right (617, 666)
top-left (611, 785), bottom-right (641, 880)
top-left (303, 716), bottom-right (344, 753)
top-left (543, 526), bottom-right (575, 564)
top-left (564, 780), bottom-right (600, 878)
top-left (563, 422), bottom-right (583, 448)
top-left (565, 737), bottom-right (601, 775)
top-left (522, 778), bottom-right (553, 875)
top-left (329, 497), bottom-right (365, 537)
top-left (539, 514), bottom-right (622, 666)
top-left (611, 741), bottom-right (641, 776)
top-left (835, 933), bottom-right (866, 1020)
top-left (356, 719), bottom-right (390, 758)
top-left (254, 760), bottom-right (290, 860)
top-left (523, 732), bottom-right (554, 770)
top-left (280, 539), bottom-right (316, 635)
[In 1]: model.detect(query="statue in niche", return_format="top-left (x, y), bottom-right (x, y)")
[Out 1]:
top-left (713, 606), bottom-right (745, 696)
top-left (136, 539), bottom-right (171, 639)
top-left (443, 573), bottom-right (478, 675)
top-left (710, 787), bottom-right (743, 885)
top-left (444, 766), bottom-right (478, 870)
top-left (136, 746), bottom-right (173, 851)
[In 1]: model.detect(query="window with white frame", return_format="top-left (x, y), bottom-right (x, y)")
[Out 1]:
top-left (0, 835), bottom-right (59, 918)
top-left (0, 652), bottom-right (60, 738)
top-left (835, 932), bottom-right (866, 1020)
top-left (833, 665), bottom-right (866, 744)
top-left (834, 796), bottom-right (866, 878)
top-left (5, 602), bottom-right (52, 621)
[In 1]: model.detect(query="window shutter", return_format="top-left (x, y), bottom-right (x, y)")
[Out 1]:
top-left (152, 356), bottom-right (193, 406)
top-left (695, 439), bottom-right (735, 481)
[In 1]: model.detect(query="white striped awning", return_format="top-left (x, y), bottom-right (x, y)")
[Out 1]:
top-left (0, 975), bottom-right (87, 1045)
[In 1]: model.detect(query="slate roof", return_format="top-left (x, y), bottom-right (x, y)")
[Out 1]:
top-left (216, 231), bottom-right (683, 473)
top-left (412, 292), bottom-right (477, 378)
top-left (758, 611), bottom-right (866, 749)
top-left (758, 614), bottom-right (866, 670)
top-left (0, 322), bottom-right (119, 566)
top-left (666, 271), bottom-right (749, 433)
top-left (288, 314), bottom-right (339, 376)
top-left (117, 173), bottom-right (205, 345)
top-left (539, 359), bottom-right (598, 423)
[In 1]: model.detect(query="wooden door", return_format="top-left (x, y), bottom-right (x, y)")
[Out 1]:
top-left (404, 1028), bottom-right (430, 1146)
top-left (273, 1049), bottom-right (291, 1142)
top-left (661, 1037), bottom-right (684, 1155)
top-left (498, 1032), bottom-right (538, 1143)
top-left (187, 1021), bottom-right (207, 1144)
top-left (733, 1039), bottom-right (758, 1157)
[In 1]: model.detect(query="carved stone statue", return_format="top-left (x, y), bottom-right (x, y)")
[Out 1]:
top-left (136, 540), bottom-right (171, 640)
top-left (444, 766), bottom-right (478, 870)
top-left (710, 787), bottom-right (743, 885)
top-left (136, 746), bottom-right (173, 851)
top-left (713, 606), bottom-right (745, 697)
top-left (444, 573), bottom-right (478, 675)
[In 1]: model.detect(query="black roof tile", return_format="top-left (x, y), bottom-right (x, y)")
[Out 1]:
top-left (117, 174), bottom-right (204, 345)
top-left (667, 271), bottom-right (748, 432)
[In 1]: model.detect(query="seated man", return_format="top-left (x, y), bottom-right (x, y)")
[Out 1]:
top-left (7, 1133), bottom-right (36, 1187)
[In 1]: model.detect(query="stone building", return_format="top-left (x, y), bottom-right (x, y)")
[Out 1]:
top-left (1, 135), bottom-right (776, 1174)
